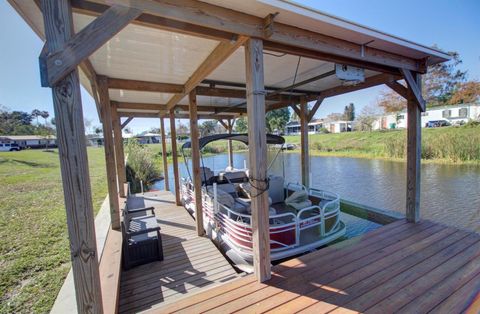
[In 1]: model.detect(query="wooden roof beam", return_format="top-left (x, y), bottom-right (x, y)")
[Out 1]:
top-left (166, 35), bottom-right (249, 110)
top-left (71, 0), bottom-right (236, 42)
top-left (201, 79), bottom-right (319, 97)
top-left (117, 111), bottom-right (236, 120)
top-left (306, 73), bottom-right (401, 101)
top-left (41, 4), bottom-right (142, 86)
top-left (105, 78), bottom-right (300, 102)
top-left (113, 101), bottom-right (247, 114)
top-left (86, 0), bottom-right (424, 72)
top-left (107, 77), bottom-right (184, 93)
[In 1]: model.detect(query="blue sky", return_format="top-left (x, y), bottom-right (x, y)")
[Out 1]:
top-left (1, 0), bottom-right (479, 134)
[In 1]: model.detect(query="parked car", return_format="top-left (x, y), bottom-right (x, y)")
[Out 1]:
top-left (425, 120), bottom-right (450, 128)
top-left (0, 143), bottom-right (21, 152)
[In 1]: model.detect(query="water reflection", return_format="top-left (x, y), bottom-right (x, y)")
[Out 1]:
top-left (153, 152), bottom-right (480, 233)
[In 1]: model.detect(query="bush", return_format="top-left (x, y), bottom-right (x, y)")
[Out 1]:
top-left (125, 139), bottom-right (161, 193)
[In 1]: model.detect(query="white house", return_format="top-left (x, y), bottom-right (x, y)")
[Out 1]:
top-left (285, 119), bottom-right (325, 135)
top-left (285, 119), bottom-right (353, 134)
top-left (373, 103), bottom-right (480, 130)
top-left (0, 135), bottom-right (57, 148)
top-left (324, 121), bottom-right (353, 133)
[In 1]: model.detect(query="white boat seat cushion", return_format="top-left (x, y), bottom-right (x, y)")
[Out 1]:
top-left (285, 190), bottom-right (312, 210)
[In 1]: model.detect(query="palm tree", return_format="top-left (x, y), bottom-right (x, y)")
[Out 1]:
top-left (31, 109), bottom-right (42, 125)
top-left (40, 111), bottom-right (49, 125)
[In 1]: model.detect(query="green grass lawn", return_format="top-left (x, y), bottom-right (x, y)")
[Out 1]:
top-left (0, 147), bottom-right (107, 313)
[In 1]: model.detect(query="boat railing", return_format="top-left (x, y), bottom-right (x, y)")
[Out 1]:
top-left (180, 179), bottom-right (341, 255)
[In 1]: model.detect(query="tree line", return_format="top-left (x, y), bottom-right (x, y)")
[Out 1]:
top-left (0, 106), bottom-right (55, 136)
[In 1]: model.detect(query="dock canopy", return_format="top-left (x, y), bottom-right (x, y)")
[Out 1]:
top-left (182, 133), bottom-right (285, 150)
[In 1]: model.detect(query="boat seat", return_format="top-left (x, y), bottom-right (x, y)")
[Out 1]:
top-left (238, 183), bottom-right (273, 205)
top-left (219, 170), bottom-right (248, 183)
top-left (206, 186), bottom-right (235, 210)
top-left (285, 190), bottom-right (312, 210)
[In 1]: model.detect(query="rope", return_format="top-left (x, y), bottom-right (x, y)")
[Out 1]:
top-left (248, 176), bottom-right (270, 198)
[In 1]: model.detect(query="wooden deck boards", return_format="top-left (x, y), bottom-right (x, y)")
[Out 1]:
top-left (118, 191), bottom-right (241, 313)
top-left (155, 219), bottom-right (480, 314)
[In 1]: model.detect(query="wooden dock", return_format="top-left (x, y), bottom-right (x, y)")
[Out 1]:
top-left (118, 191), bottom-right (242, 313)
top-left (157, 219), bottom-right (480, 313)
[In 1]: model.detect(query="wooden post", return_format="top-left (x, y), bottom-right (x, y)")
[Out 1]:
top-left (189, 90), bottom-right (205, 236)
top-left (245, 38), bottom-right (271, 282)
top-left (300, 97), bottom-right (310, 187)
top-left (227, 119), bottom-right (234, 168)
top-left (406, 73), bottom-right (422, 223)
top-left (111, 106), bottom-right (126, 197)
top-left (160, 117), bottom-right (170, 191)
top-left (41, 0), bottom-right (103, 312)
top-left (97, 76), bottom-right (121, 230)
top-left (169, 111), bottom-right (182, 205)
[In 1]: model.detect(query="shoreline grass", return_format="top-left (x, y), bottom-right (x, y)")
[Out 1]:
top-left (146, 125), bottom-right (480, 165)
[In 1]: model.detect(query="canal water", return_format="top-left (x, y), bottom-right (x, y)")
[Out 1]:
top-left (153, 152), bottom-right (480, 235)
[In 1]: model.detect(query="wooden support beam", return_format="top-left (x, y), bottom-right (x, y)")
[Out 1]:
top-left (108, 77), bottom-right (184, 93)
top-left (263, 13), bottom-right (277, 38)
top-left (188, 89), bottom-right (205, 236)
top-left (114, 101), bottom-right (247, 114)
top-left (167, 36), bottom-right (248, 110)
top-left (202, 79), bottom-right (316, 96)
top-left (290, 104), bottom-right (300, 117)
top-left (263, 41), bottom-right (402, 76)
top-left (245, 38), bottom-right (271, 282)
top-left (41, 0), bottom-right (103, 312)
top-left (121, 117), bottom-right (133, 129)
top-left (217, 119), bottom-right (228, 129)
top-left (406, 73), bottom-right (422, 223)
top-left (307, 97), bottom-right (324, 122)
top-left (306, 73), bottom-right (400, 101)
top-left (97, 76), bottom-right (121, 230)
top-left (227, 119), bottom-right (234, 169)
top-left (385, 81), bottom-right (409, 100)
top-left (42, 5), bottom-right (142, 86)
top-left (86, 0), bottom-right (425, 72)
top-left (300, 97), bottom-right (310, 187)
top-left (71, 0), bottom-right (236, 42)
top-left (111, 105), bottom-right (126, 197)
top-left (401, 69), bottom-right (426, 111)
top-left (79, 59), bottom-right (103, 119)
top-left (118, 111), bottom-right (236, 120)
top-left (160, 117), bottom-right (170, 191)
top-left (169, 111), bottom-right (182, 206)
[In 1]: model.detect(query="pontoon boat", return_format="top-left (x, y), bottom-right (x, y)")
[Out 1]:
top-left (180, 133), bottom-right (346, 271)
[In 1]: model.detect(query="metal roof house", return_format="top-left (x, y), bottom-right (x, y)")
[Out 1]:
top-left (0, 135), bottom-right (57, 148)
top-left (10, 1), bottom-right (479, 313)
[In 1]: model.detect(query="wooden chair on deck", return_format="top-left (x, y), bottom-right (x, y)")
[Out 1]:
top-left (121, 206), bottom-right (164, 270)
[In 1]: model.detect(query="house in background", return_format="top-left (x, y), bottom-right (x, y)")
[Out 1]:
top-left (135, 133), bottom-right (161, 144)
top-left (86, 134), bottom-right (104, 147)
top-left (373, 103), bottom-right (480, 130)
top-left (285, 119), bottom-right (352, 135)
top-left (0, 135), bottom-right (56, 149)
top-left (324, 121), bottom-right (353, 133)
